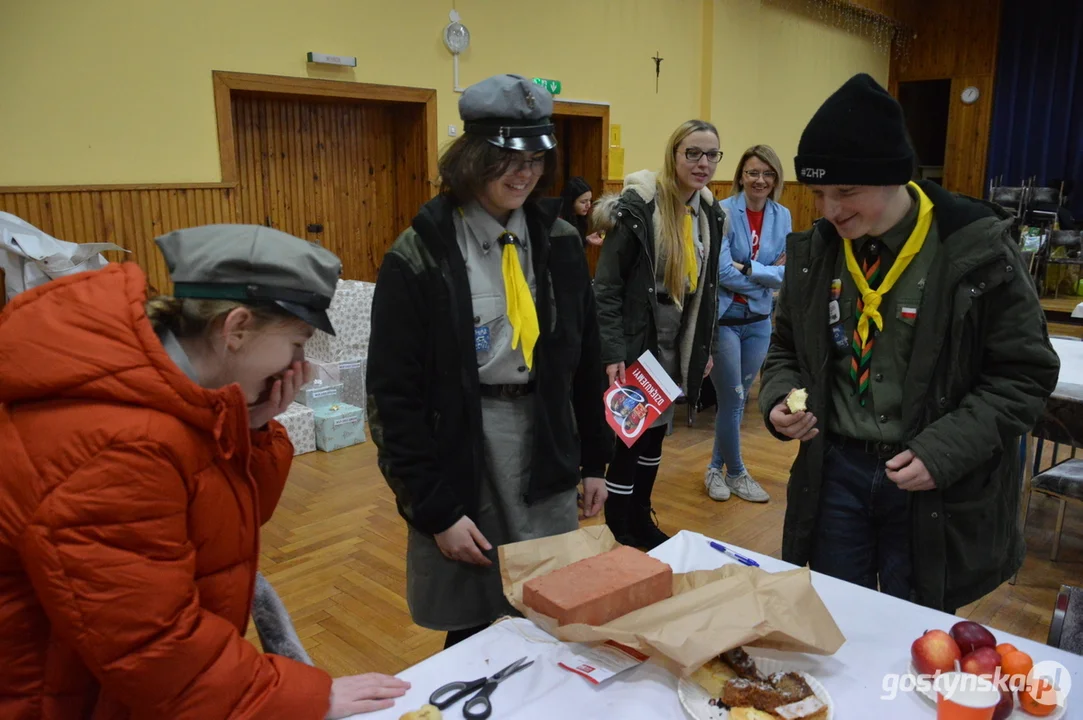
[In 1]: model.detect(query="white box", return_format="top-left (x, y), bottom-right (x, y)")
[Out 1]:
top-left (305, 279), bottom-right (375, 362)
top-left (273, 402), bottom-right (316, 456)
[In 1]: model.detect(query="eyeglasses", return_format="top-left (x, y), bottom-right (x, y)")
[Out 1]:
top-left (683, 148), bottom-right (723, 164)
top-left (744, 170), bottom-right (778, 181)
top-left (507, 155), bottom-right (547, 175)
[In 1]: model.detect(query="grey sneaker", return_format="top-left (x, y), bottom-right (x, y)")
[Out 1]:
top-left (726, 471), bottom-right (770, 503)
top-left (705, 467), bottom-right (731, 501)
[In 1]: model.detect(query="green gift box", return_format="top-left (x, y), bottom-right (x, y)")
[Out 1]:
top-left (313, 403), bottom-right (366, 452)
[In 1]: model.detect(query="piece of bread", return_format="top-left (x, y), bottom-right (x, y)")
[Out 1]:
top-left (522, 546), bottom-right (673, 626)
top-left (398, 705), bottom-right (442, 720)
top-left (690, 656), bottom-right (738, 696)
top-left (768, 671), bottom-right (815, 704)
top-left (773, 695), bottom-right (828, 720)
top-left (730, 709), bottom-right (776, 720)
top-left (785, 388), bottom-right (808, 413)
top-left (722, 678), bottom-right (792, 713)
top-left (721, 647), bottom-right (768, 682)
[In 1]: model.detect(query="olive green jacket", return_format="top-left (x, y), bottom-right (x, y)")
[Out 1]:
top-left (759, 181), bottom-right (1060, 611)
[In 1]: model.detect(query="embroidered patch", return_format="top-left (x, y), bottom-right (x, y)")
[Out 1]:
top-left (828, 299), bottom-right (841, 325)
top-left (474, 326), bottom-right (491, 352)
top-left (830, 278), bottom-right (842, 300)
top-left (900, 306), bottom-right (918, 321)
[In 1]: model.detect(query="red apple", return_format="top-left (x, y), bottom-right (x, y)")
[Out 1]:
top-left (950, 621), bottom-right (997, 655)
top-left (961, 647), bottom-right (1001, 677)
top-left (911, 629), bottom-right (963, 675)
top-left (992, 687), bottom-right (1014, 720)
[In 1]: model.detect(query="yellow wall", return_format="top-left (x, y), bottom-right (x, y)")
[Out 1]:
top-left (712, 0), bottom-right (890, 182)
top-left (0, 0), bottom-right (888, 187)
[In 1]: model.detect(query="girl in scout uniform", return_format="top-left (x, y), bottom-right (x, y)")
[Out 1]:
top-left (591, 120), bottom-right (724, 549)
top-left (367, 74), bottom-right (611, 648)
top-left (0, 225), bottom-right (410, 718)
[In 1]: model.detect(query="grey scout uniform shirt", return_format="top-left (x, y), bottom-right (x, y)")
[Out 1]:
top-left (829, 186), bottom-right (941, 445)
top-left (453, 201), bottom-right (536, 385)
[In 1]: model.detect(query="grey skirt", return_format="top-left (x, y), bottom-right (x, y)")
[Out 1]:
top-left (405, 394), bottom-right (578, 631)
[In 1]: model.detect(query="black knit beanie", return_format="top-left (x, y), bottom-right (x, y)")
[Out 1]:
top-left (794, 73), bottom-right (915, 186)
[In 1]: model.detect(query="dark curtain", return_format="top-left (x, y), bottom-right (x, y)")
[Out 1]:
top-left (987, 0), bottom-right (1083, 219)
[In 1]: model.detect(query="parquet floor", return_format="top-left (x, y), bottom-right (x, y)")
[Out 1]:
top-left (247, 386), bottom-right (1082, 676)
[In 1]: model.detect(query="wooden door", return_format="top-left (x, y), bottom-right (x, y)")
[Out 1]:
top-left (231, 91), bottom-right (429, 281)
top-left (550, 103), bottom-right (609, 276)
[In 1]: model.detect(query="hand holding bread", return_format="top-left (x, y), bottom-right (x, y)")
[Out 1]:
top-left (768, 389), bottom-right (818, 442)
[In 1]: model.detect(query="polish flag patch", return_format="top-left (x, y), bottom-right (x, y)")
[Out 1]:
top-left (900, 306), bottom-right (918, 321)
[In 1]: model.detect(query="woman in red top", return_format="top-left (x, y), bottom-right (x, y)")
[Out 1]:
top-left (705, 145), bottom-right (791, 504)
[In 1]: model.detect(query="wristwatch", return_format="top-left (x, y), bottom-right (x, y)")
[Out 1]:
top-left (741, 263), bottom-right (753, 277)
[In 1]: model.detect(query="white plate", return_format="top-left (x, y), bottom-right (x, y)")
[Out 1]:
top-left (905, 662), bottom-right (1067, 719)
top-left (678, 651), bottom-right (835, 720)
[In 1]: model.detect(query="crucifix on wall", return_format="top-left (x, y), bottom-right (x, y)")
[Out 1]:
top-left (652, 51), bottom-right (663, 93)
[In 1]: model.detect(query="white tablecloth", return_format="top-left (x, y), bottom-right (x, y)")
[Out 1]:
top-left (357, 530), bottom-right (1082, 719)
top-left (1052, 336), bottom-right (1083, 394)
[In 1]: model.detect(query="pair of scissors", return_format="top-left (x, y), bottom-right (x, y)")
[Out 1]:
top-left (428, 656), bottom-right (534, 719)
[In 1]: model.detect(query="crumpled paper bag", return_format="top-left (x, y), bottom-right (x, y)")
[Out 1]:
top-left (499, 526), bottom-right (845, 676)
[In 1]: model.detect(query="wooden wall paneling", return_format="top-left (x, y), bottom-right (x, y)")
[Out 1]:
top-left (944, 75), bottom-right (995, 199)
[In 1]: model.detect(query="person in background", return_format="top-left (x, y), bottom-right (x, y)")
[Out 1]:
top-left (0, 225), bottom-right (409, 719)
top-left (367, 74), bottom-right (610, 650)
top-left (592, 119), bottom-right (723, 549)
top-left (704, 145), bottom-right (791, 504)
top-left (560, 176), bottom-right (604, 247)
top-left (759, 73), bottom-right (1059, 612)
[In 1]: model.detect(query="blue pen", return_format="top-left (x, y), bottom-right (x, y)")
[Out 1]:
top-left (708, 540), bottom-right (760, 567)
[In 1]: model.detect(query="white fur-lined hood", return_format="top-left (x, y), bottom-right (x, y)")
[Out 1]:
top-left (591, 169), bottom-right (716, 234)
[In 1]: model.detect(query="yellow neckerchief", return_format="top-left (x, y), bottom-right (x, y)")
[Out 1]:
top-left (842, 181), bottom-right (934, 346)
top-left (498, 231), bottom-right (539, 369)
top-left (682, 204), bottom-right (698, 293)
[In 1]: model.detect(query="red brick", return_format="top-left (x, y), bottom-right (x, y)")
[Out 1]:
top-left (522, 546), bottom-right (673, 626)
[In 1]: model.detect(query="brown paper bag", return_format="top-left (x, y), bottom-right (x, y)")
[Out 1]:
top-left (499, 526), bottom-right (845, 676)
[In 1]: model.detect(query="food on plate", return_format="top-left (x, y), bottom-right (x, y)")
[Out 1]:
top-left (1018, 678), bottom-right (1059, 716)
top-left (911, 629), bottom-right (962, 675)
top-left (995, 642), bottom-right (1018, 659)
top-left (993, 688), bottom-right (1014, 720)
top-left (769, 672), bottom-right (816, 702)
top-left (1000, 650), bottom-right (1034, 683)
top-left (521, 545), bottom-right (673, 626)
top-left (721, 647), bottom-right (768, 682)
top-left (722, 678), bottom-right (794, 713)
top-left (398, 705), bottom-right (442, 720)
top-left (729, 709), bottom-right (776, 720)
top-left (785, 388), bottom-right (808, 413)
top-left (690, 656), bottom-right (738, 696)
top-left (773, 696), bottom-right (829, 720)
top-left (960, 646), bottom-right (1001, 676)
top-left (950, 620), bottom-right (997, 655)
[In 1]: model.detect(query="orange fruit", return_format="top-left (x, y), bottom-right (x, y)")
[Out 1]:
top-left (1018, 678), bottom-right (1058, 716)
top-left (1001, 650), bottom-right (1034, 681)
top-left (995, 642), bottom-right (1018, 659)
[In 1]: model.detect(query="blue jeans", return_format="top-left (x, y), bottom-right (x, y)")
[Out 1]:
top-left (709, 302), bottom-right (772, 476)
top-left (809, 440), bottom-right (914, 601)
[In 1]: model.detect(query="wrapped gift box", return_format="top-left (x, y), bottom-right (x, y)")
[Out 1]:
top-left (336, 357), bottom-right (367, 410)
top-left (305, 279), bottom-right (375, 362)
top-left (313, 403), bottom-right (366, 452)
top-left (273, 402), bottom-right (316, 456)
top-left (295, 380), bottom-right (343, 410)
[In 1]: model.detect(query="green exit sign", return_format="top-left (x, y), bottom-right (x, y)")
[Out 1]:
top-left (533, 77), bottom-right (562, 96)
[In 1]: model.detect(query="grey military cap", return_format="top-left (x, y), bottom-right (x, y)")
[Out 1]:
top-left (155, 224), bottom-right (342, 335)
top-left (459, 74), bottom-right (557, 151)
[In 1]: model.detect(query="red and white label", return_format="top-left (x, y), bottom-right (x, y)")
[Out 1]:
top-left (558, 641), bottom-right (650, 685)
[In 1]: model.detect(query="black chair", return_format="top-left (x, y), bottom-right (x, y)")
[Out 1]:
top-left (1048, 584), bottom-right (1083, 655)
top-left (1018, 384), bottom-right (1083, 564)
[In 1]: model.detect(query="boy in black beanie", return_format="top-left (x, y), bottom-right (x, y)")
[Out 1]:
top-left (758, 73), bottom-right (1059, 612)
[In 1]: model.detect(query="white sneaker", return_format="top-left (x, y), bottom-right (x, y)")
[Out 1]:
top-left (726, 471), bottom-right (770, 503)
top-left (705, 467), bottom-right (731, 501)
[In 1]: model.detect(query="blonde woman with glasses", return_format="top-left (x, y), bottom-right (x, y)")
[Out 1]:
top-left (592, 120), bottom-right (724, 549)
top-left (704, 145), bottom-right (791, 505)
